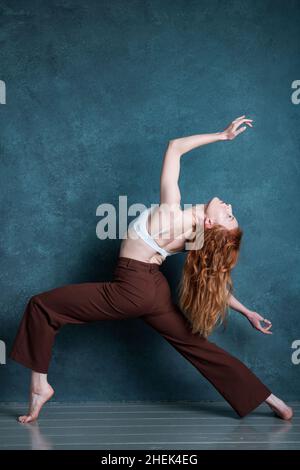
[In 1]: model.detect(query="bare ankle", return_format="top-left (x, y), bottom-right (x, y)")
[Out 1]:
top-left (30, 371), bottom-right (49, 392)
top-left (31, 385), bottom-right (49, 395)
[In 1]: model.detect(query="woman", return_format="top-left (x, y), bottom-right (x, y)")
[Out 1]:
top-left (10, 115), bottom-right (293, 423)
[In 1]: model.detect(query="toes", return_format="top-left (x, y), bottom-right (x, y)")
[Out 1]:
top-left (281, 406), bottom-right (293, 420)
top-left (18, 414), bottom-right (35, 424)
top-left (24, 416), bottom-right (34, 423)
top-left (271, 406), bottom-right (293, 420)
top-left (16, 388), bottom-right (54, 425)
top-left (18, 415), bottom-right (27, 423)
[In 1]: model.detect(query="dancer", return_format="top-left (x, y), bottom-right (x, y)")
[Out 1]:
top-left (9, 115), bottom-right (293, 423)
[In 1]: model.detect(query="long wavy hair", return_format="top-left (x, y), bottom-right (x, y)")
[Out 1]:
top-left (177, 223), bottom-right (243, 338)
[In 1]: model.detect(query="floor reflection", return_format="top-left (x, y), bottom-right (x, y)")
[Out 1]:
top-left (19, 421), bottom-right (53, 450)
top-left (207, 418), bottom-right (293, 448)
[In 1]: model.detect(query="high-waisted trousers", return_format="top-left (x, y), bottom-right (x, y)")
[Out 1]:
top-left (9, 256), bottom-right (271, 418)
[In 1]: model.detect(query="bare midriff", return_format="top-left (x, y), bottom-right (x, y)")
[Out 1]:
top-left (119, 204), bottom-right (204, 265)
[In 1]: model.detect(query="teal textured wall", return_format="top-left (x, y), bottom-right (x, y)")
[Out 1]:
top-left (1, 0), bottom-right (300, 402)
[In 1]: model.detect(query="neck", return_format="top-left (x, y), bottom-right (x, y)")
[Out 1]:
top-left (193, 204), bottom-right (205, 226)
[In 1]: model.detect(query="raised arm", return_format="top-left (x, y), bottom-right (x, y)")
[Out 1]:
top-left (159, 141), bottom-right (182, 207)
top-left (159, 115), bottom-right (253, 207)
top-left (159, 134), bottom-right (223, 208)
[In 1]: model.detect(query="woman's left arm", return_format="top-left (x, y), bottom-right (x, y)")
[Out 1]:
top-left (228, 293), bottom-right (273, 335)
top-left (170, 115), bottom-right (253, 155)
top-left (160, 115), bottom-right (253, 206)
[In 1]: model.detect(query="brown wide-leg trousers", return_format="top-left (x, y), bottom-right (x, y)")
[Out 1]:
top-left (9, 256), bottom-right (271, 418)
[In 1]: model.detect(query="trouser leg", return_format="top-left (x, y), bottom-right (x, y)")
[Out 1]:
top-left (141, 302), bottom-right (272, 418)
top-left (9, 280), bottom-right (133, 374)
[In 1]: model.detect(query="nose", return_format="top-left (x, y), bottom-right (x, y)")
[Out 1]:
top-left (228, 205), bottom-right (233, 217)
top-left (221, 200), bottom-right (232, 212)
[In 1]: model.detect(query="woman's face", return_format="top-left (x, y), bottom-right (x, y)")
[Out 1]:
top-left (204, 197), bottom-right (238, 230)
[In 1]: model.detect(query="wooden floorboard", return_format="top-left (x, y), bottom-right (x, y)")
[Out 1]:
top-left (0, 401), bottom-right (298, 450)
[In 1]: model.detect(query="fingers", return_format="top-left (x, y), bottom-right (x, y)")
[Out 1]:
top-left (263, 319), bottom-right (272, 326)
top-left (232, 115), bottom-right (252, 123)
top-left (259, 322), bottom-right (273, 334)
top-left (232, 115), bottom-right (246, 122)
top-left (232, 118), bottom-right (253, 131)
top-left (224, 115), bottom-right (254, 139)
top-left (252, 312), bottom-right (273, 334)
top-left (257, 326), bottom-right (273, 334)
top-left (235, 126), bottom-right (247, 136)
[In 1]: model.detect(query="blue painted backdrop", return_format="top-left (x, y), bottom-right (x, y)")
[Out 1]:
top-left (1, 0), bottom-right (300, 402)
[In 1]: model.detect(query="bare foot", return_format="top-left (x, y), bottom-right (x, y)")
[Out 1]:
top-left (18, 384), bottom-right (54, 424)
top-left (266, 394), bottom-right (293, 420)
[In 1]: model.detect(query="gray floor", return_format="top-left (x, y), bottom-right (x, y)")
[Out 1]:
top-left (0, 401), bottom-right (299, 450)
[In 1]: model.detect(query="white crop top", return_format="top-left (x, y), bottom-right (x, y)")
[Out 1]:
top-left (130, 206), bottom-right (176, 258)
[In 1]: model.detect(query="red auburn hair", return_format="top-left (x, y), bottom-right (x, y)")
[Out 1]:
top-left (177, 223), bottom-right (243, 338)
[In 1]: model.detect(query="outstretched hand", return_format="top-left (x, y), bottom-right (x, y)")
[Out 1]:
top-left (247, 311), bottom-right (273, 335)
top-left (221, 115), bottom-right (253, 140)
